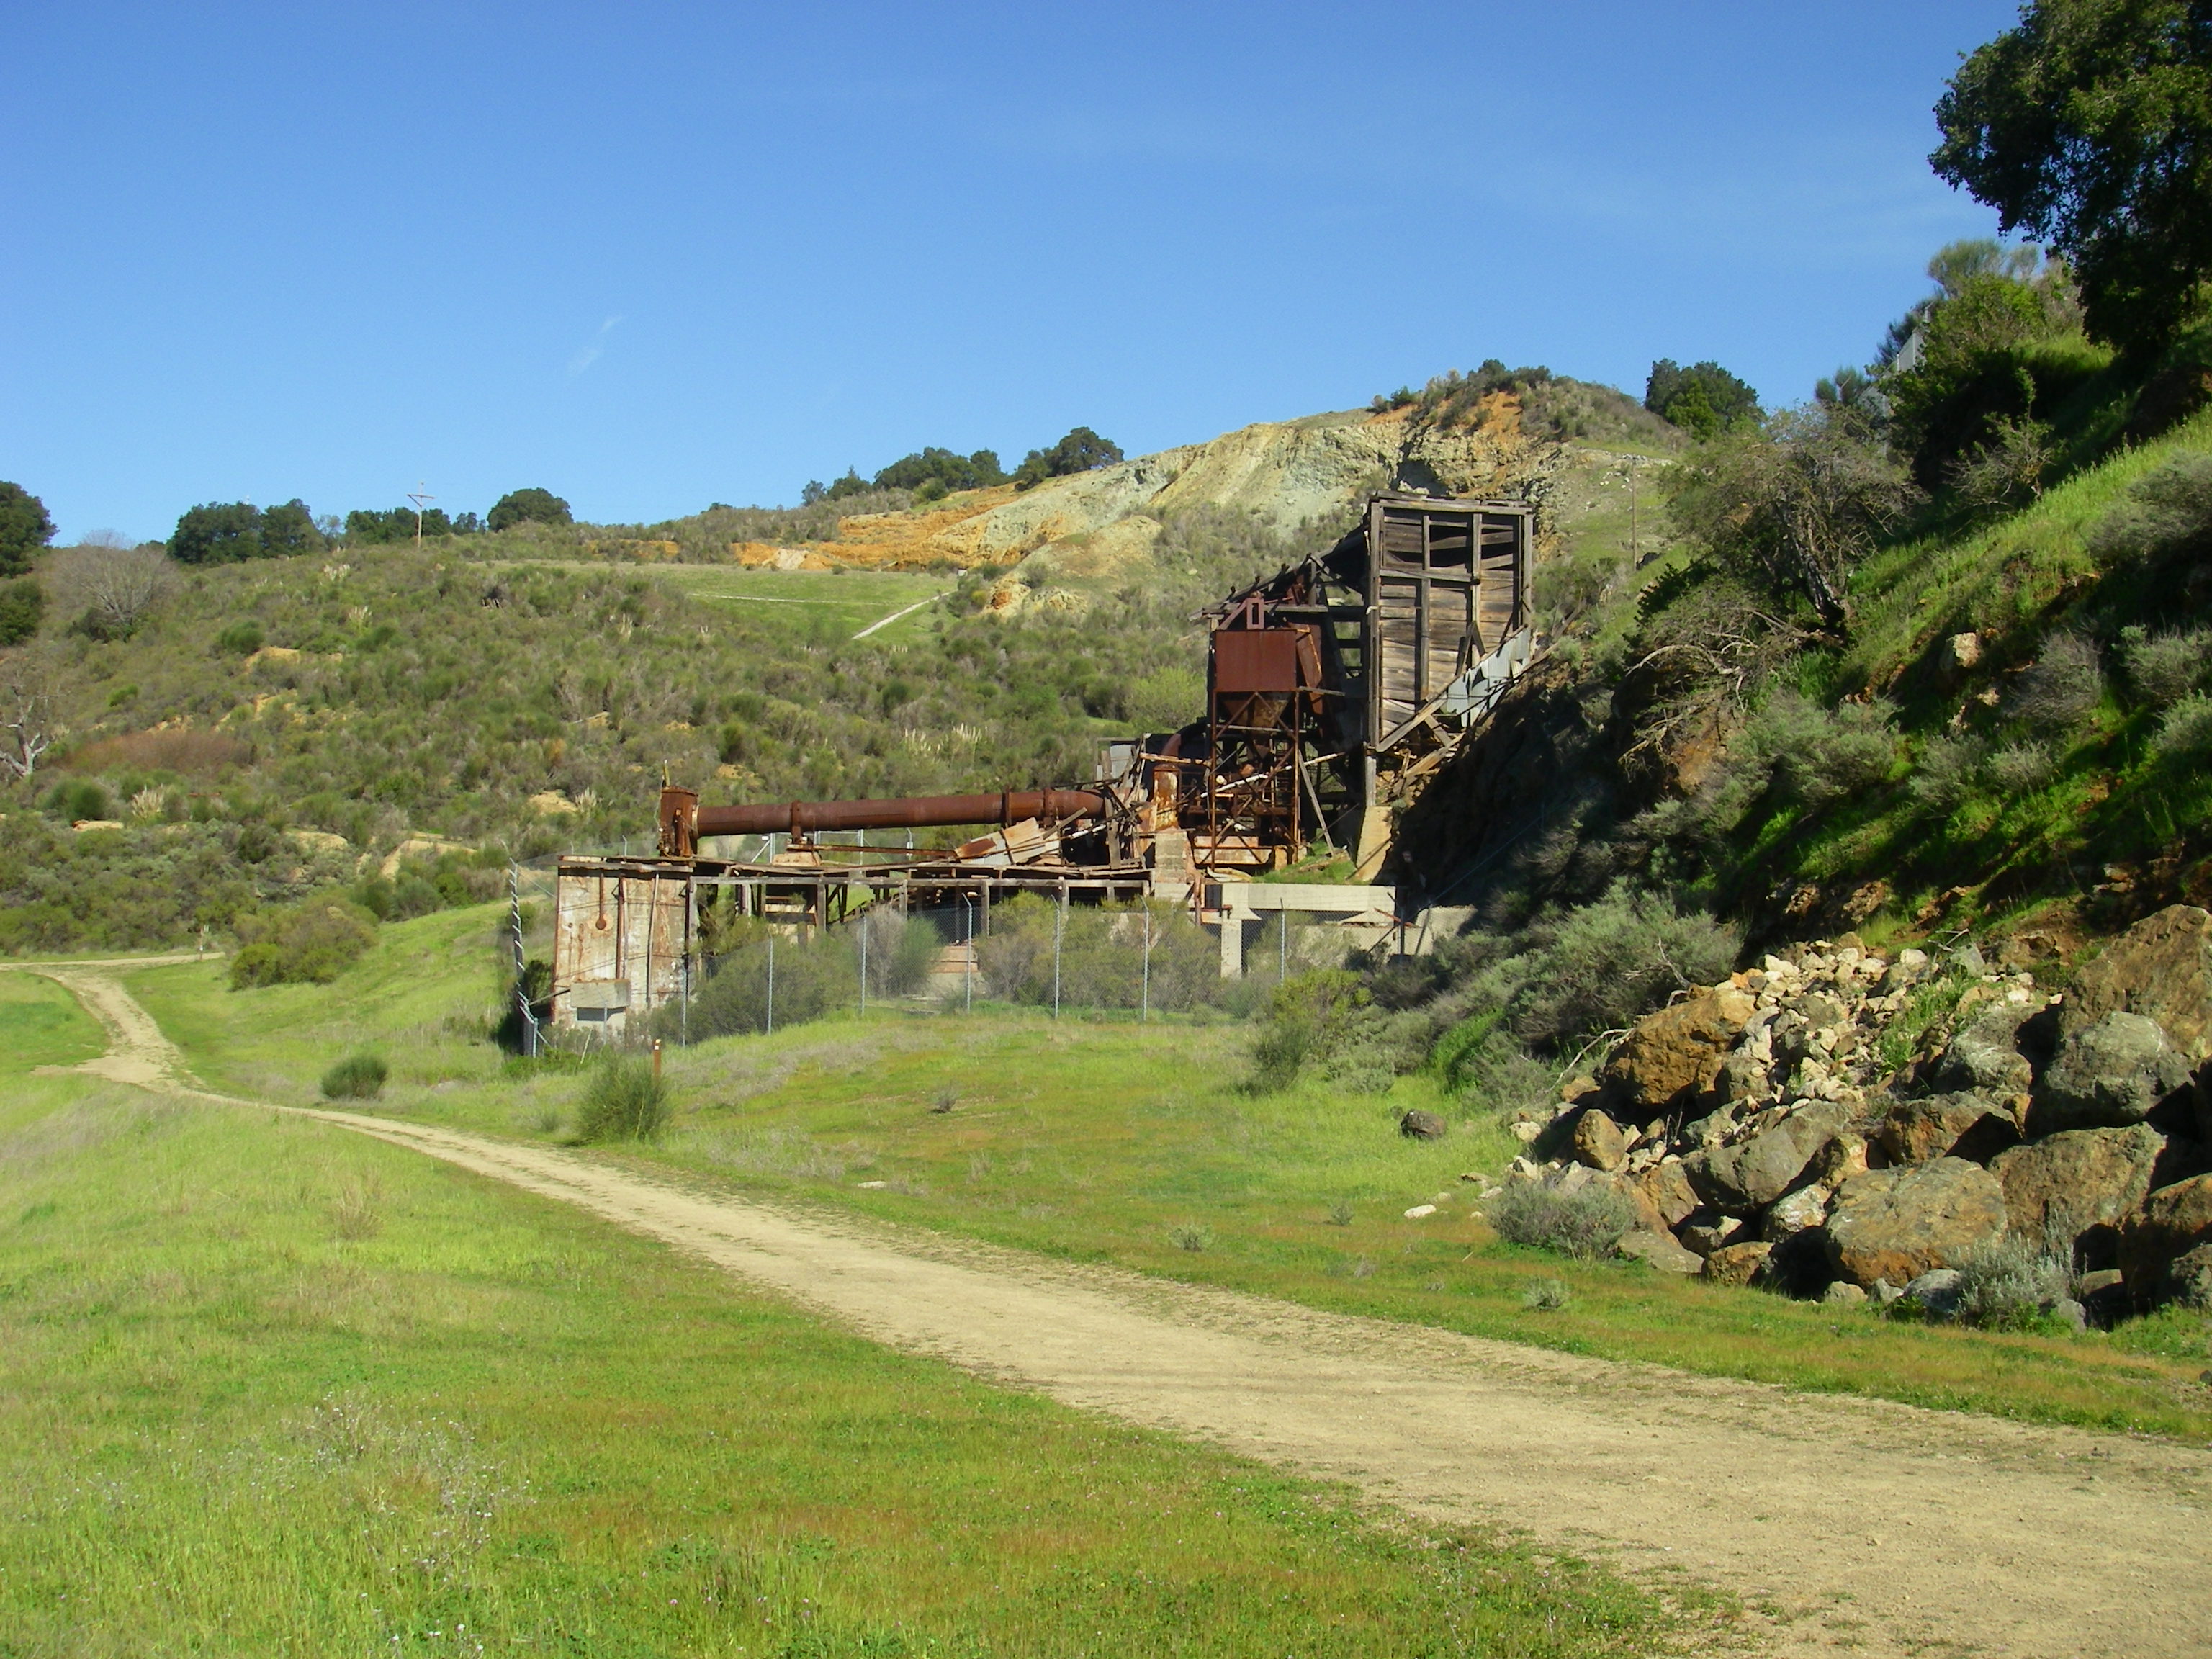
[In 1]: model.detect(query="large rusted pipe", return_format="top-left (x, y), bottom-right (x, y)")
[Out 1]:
top-left (695, 789), bottom-right (1106, 838)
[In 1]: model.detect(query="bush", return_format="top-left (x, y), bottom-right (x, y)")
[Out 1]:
top-left (43, 778), bottom-right (112, 822)
top-left (228, 898), bottom-right (378, 989)
top-left (171, 502), bottom-right (274, 565)
top-left (1910, 733), bottom-right (1987, 814)
top-left (0, 577), bottom-right (45, 645)
top-left (859, 907), bottom-right (941, 999)
top-left (1946, 415), bottom-right (2054, 511)
top-left (2152, 694), bottom-right (2212, 763)
top-left (684, 924), bottom-right (853, 1038)
top-left (1485, 1179), bottom-right (1637, 1260)
top-left (320, 1053), bottom-right (388, 1100)
top-left (1951, 1241), bottom-right (2071, 1330)
top-left (2004, 631), bottom-right (2104, 732)
top-left (1747, 691), bottom-right (1899, 807)
top-left (1985, 739), bottom-right (2054, 793)
top-left (975, 895), bottom-right (1219, 1012)
top-left (1249, 969), bottom-right (1383, 1092)
top-left (1511, 883), bottom-right (1738, 1048)
top-left (215, 619), bottom-right (264, 655)
top-left (2121, 624), bottom-right (2212, 708)
top-left (1643, 359), bottom-right (1759, 438)
top-left (575, 1056), bottom-right (672, 1142)
top-left (2090, 452), bottom-right (2212, 570)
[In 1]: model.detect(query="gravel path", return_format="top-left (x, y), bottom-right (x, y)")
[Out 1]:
top-left (18, 959), bottom-right (2212, 1658)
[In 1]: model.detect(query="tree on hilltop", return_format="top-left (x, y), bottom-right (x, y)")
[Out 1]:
top-left (170, 502), bottom-right (266, 565)
top-left (1934, 0), bottom-right (2212, 352)
top-left (1644, 361), bottom-right (1760, 439)
top-left (0, 482), bottom-right (55, 577)
top-left (1012, 428), bottom-right (1124, 491)
top-left (487, 487), bottom-right (572, 531)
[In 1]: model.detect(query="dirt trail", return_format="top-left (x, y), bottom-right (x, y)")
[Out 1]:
top-left (19, 962), bottom-right (2212, 1658)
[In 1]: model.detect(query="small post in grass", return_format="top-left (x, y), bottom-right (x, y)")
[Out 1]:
top-left (651, 1038), bottom-right (662, 1086)
top-left (963, 892), bottom-right (975, 1014)
top-left (859, 910), bottom-right (869, 1019)
top-left (765, 932), bottom-right (775, 1035)
top-left (1141, 903), bottom-right (1151, 1023)
top-left (1053, 881), bottom-right (1066, 1019)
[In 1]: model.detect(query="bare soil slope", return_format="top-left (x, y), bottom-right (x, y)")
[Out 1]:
top-left (19, 959), bottom-right (2212, 1659)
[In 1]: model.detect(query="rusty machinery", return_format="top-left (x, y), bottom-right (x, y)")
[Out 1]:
top-left (549, 493), bottom-right (1533, 1031)
top-left (660, 490), bottom-right (1532, 886)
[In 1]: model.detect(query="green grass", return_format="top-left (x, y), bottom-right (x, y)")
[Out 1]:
top-left (642, 566), bottom-right (950, 642)
top-left (0, 1081), bottom-right (1700, 1653)
top-left (0, 972), bottom-right (107, 1073)
top-left (128, 907), bottom-right (2212, 1445)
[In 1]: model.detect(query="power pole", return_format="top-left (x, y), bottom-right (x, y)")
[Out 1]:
top-left (408, 482), bottom-right (436, 551)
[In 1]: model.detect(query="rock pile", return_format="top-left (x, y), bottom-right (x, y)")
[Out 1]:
top-left (1501, 905), bottom-right (2212, 1315)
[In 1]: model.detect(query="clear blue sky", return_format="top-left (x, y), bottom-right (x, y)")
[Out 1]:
top-left (2, 1), bottom-right (2021, 543)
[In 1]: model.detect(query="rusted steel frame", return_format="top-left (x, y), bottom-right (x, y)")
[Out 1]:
top-left (693, 789), bottom-right (1106, 839)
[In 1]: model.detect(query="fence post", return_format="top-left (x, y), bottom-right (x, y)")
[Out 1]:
top-left (1141, 904), bottom-right (1151, 1023)
top-left (859, 911), bottom-right (869, 1019)
top-left (1053, 881), bottom-right (1066, 1019)
top-left (963, 894), bottom-right (974, 1014)
top-left (766, 932), bottom-right (775, 1036)
top-left (1279, 909), bottom-right (1287, 985)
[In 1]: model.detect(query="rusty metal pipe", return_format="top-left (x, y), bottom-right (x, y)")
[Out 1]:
top-left (695, 790), bottom-right (1106, 838)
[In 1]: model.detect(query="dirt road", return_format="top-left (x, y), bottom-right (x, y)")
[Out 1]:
top-left (19, 961), bottom-right (2212, 1658)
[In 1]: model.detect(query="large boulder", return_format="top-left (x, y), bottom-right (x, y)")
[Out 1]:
top-left (2117, 1173), bottom-right (2212, 1303)
top-left (1630, 1159), bottom-right (1701, 1229)
top-left (2031, 1012), bottom-right (2193, 1133)
top-left (1571, 1109), bottom-right (1629, 1172)
top-left (1617, 1228), bottom-right (1703, 1274)
top-left (2064, 904), bottom-right (2212, 1061)
top-left (1876, 1091), bottom-right (2020, 1165)
top-left (1702, 1240), bottom-right (1773, 1286)
top-left (1684, 1100), bottom-right (1850, 1210)
top-left (1604, 986), bottom-right (1755, 1112)
top-left (1990, 1124), bottom-right (2164, 1267)
top-left (1936, 1001), bottom-right (2038, 1097)
top-left (1823, 1157), bottom-right (2009, 1287)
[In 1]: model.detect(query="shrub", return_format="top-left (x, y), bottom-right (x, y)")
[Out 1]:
top-left (1643, 359), bottom-right (1759, 437)
top-left (1325, 1200), bottom-right (1354, 1227)
top-left (1249, 969), bottom-right (1382, 1092)
top-left (1749, 692), bottom-right (1899, 807)
top-left (2121, 625), bottom-right (2212, 708)
top-left (1985, 739), bottom-right (2054, 794)
top-left (2152, 694), bottom-right (2212, 763)
top-left (0, 577), bottom-right (45, 645)
top-left (684, 925), bottom-right (853, 1038)
top-left (1167, 1223), bottom-right (1213, 1252)
top-left (975, 896), bottom-right (1219, 1012)
top-left (43, 778), bottom-right (112, 822)
top-left (859, 907), bottom-right (940, 999)
top-left (1520, 1278), bottom-right (1573, 1311)
top-left (1951, 1241), bottom-right (2071, 1330)
top-left (1511, 883), bottom-right (1738, 1048)
top-left (2090, 452), bottom-right (2212, 570)
top-left (215, 619), bottom-right (264, 655)
top-left (2004, 631), bottom-right (2104, 732)
top-left (1910, 733), bottom-right (1987, 814)
top-left (1485, 1179), bottom-right (1637, 1260)
top-left (1946, 415), bottom-right (2054, 511)
top-left (320, 1053), bottom-right (388, 1100)
top-left (171, 502), bottom-right (273, 565)
top-left (575, 1056), bottom-right (672, 1143)
top-left (228, 898), bottom-right (378, 989)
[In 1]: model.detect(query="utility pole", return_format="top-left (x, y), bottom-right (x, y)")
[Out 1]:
top-left (408, 482), bottom-right (436, 551)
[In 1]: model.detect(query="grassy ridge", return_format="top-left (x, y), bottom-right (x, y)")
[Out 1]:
top-left (0, 1027), bottom-right (1698, 1654)
top-left (125, 908), bottom-right (2212, 1444)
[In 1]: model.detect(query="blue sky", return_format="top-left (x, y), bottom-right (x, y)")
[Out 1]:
top-left (2, 1), bottom-right (2021, 542)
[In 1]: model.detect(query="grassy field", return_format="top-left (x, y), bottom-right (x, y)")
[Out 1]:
top-left (0, 992), bottom-right (1710, 1655)
top-left (646, 566), bottom-right (951, 643)
top-left (120, 908), bottom-right (2212, 1445)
